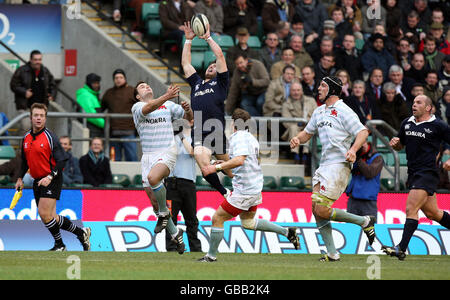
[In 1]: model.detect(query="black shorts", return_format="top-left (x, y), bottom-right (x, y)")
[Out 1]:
top-left (33, 174), bottom-right (63, 205)
top-left (406, 169), bottom-right (440, 196)
top-left (192, 132), bottom-right (227, 155)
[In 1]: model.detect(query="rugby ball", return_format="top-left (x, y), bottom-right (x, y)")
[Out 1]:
top-left (191, 13), bottom-right (209, 37)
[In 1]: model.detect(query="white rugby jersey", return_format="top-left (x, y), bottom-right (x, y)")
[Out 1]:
top-left (305, 100), bottom-right (366, 165)
top-left (229, 130), bottom-right (263, 195)
top-left (132, 100), bottom-right (184, 153)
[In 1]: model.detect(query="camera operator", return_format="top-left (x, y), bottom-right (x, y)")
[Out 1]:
top-left (345, 140), bottom-right (384, 222)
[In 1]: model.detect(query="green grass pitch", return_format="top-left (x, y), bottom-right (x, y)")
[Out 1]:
top-left (1, 251), bottom-right (449, 280)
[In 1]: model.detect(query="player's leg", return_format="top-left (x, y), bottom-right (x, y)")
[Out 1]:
top-left (239, 210), bottom-right (300, 249)
top-left (179, 180), bottom-right (202, 252)
top-left (38, 197), bottom-right (65, 251)
top-left (382, 189), bottom-right (428, 260)
top-left (194, 145), bottom-right (228, 195)
top-left (421, 193), bottom-right (450, 229)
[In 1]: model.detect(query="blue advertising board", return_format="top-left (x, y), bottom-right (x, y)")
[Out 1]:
top-left (0, 188), bottom-right (82, 220)
top-left (0, 4), bottom-right (61, 53)
top-left (1, 221), bottom-right (448, 256)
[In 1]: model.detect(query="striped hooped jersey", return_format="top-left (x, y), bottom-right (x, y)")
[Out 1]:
top-left (132, 100), bottom-right (185, 153)
top-left (305, 99), bottom-right (366, 165)
top-left (228, 130), bottom-right (263, 195)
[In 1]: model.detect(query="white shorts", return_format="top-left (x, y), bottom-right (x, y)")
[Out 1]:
top-left (141, 144), bottom-right (177, 188)
top-left (312, 163), bottom-right (351, 200)
top-left (226, 192), bottom-right (263, 212)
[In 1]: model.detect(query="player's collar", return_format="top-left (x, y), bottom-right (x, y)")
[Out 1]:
top-left (408, 114), bottom-right (436, 125)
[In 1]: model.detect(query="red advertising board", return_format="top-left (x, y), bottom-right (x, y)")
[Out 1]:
top-left (81, 190), bottom-right (450, 225)
top-left (64, 49), bottom-right (77, 76)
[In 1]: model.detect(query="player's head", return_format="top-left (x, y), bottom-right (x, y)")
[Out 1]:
top-left (318, 76), bottom-right (342, 102)
top-left (412, 95), bottom-right (433, 118)
top-left (30, 103), bottom-right (47, 131)
top-left (205, 62), bottom-right (217, 80)
top-left (232, 108), bottom-right (252, 132)
top-left (134, 81), bottom-right (153, 101)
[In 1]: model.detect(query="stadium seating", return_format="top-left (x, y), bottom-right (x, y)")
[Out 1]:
top-left (196, 175), bottom-right (214, 190)
top-left (223, 176), bottom-right (232, 189)
top-left (0, 145), bottom-right (15, 159)
top-left (279, 176), bottom-right (305, 190)
top-left (112, 174), bottom-right (131, 187)
top-left (0, 175), bottom-right (10, 185)
top-left (263, 176), bottom-right (277, 190)
top-left (142, 2), bottom-right (159, 22)
top-left (132, 174), bottom-right (143, 187)
top-left (234, 36), bottom-right (261, 49)
top-left (70, 183), bottom-right (94, 188)
top-left (212, 35), bottom-right (234, 51)
top-left (380, 178), bottom-right (406, 191)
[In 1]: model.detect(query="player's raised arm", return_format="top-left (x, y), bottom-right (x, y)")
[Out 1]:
top-left (199, 24), bottom-right (227, 73)
top-left (181, 21), bottom-right (197, 78)
top-left (142, 84), bottom-right (180, 115)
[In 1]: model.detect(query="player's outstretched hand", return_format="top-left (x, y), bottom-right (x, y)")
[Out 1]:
top-left (345, 149), bottom-right (356, 163)
top-left (198, 23), bottom-right (211, 40)
top-left (290, 137), bottom-right (300, 149)
top-left (180, 100), bottom-right (191, 112)
top-left (165, 84), bottom-right (180, 100)
top-left (183, 21), bottom-right (195, 40)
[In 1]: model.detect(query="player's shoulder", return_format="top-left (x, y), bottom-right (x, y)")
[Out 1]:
top-left (131, 101), bottom-right (144, 110)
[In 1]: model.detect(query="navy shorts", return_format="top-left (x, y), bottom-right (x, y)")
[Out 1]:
top-left (192, 132), bottom-right (227, 155)
top-left (406, 169), bottom-right (440, 196)
top-left (33, 174), bottom-right (63, 205)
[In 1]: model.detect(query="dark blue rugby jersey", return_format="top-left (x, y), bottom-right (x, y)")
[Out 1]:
top-left (398, 115), bottom-right (450, 172)
top-left (187, 71), bottom-right (229, 135)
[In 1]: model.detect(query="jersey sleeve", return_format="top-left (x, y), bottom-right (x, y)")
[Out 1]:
top-left (186, 72), bottom-right (202, 89)
top-left (169, 102), bottom-right (185, 120)
top-left (439, 120), bottom-right (450, 146)
top-left (131, 102), bottom-right (145, 121)
top-left (304, 109), bottom-right (318, 135)
top-left (216, 71), bottom-right (229, 89)
top-left (397, 118), bottom-right (408, 145)
top-left (342, 107), bottom-right (367, 137)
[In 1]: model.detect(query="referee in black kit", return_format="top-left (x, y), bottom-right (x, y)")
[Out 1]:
top-left (383, 95), bottom-right (450, 260)
top-left (15, 103), bottom-right (91, 251)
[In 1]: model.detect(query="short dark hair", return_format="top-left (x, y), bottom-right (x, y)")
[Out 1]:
top-left (134, 80), bottom-right (146, 100)
top-left (234, 53), bottom-right (248, 62)
top-left (30, 50), bottom-right (41, 59)
top-left (59, 136), bottom-right (72, 145)
top-left (282, 64), bottom-right (296, 74)
top-left (90, 137), bottom-right (104, 147)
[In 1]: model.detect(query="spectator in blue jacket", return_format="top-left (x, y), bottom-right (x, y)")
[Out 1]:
top-left (0, 112), bottom-right (10, 146)
top-left (59, 136), bottom-right (83, 186)
top-left (345, 141), bottom-right (384, 221)
top-left (361, 33), bottom-right (396, 79)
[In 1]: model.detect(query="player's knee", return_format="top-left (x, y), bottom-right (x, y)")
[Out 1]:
top-left (241, 218), bottom-right (256, 230)
top-left (423, 209), bottom-right (441, 221)
top-left (311, 193), bottom-right (333, 219)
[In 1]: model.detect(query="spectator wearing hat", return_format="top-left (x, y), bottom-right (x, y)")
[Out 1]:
top-left (225, 27), bottom-right (261, 76)
top-left (289, 13), bottom-right (305, 41)
top-left (101, 69), bottom-right (138, 161)
top-left (418, 22), bottom-right (450, 55)
top-left (261, 0), bottom-right (296, 34)
top-left (76, 73), bottom-right (104, 138)
top-left (223, 0), bottom-right (258, 37)
top-left (361, 33), bottom-right (395, 79)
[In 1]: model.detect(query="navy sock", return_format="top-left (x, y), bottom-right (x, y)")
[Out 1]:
top-left (398, 218), bottom-right (418, 252)
top-left (439, 211), bottom-right (450, 229)
top-left (204, 173), bottom-right (227, 195)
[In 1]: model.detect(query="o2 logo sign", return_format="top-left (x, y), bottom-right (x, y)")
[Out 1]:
top-left (0, 13), bottom-right (16, 46)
